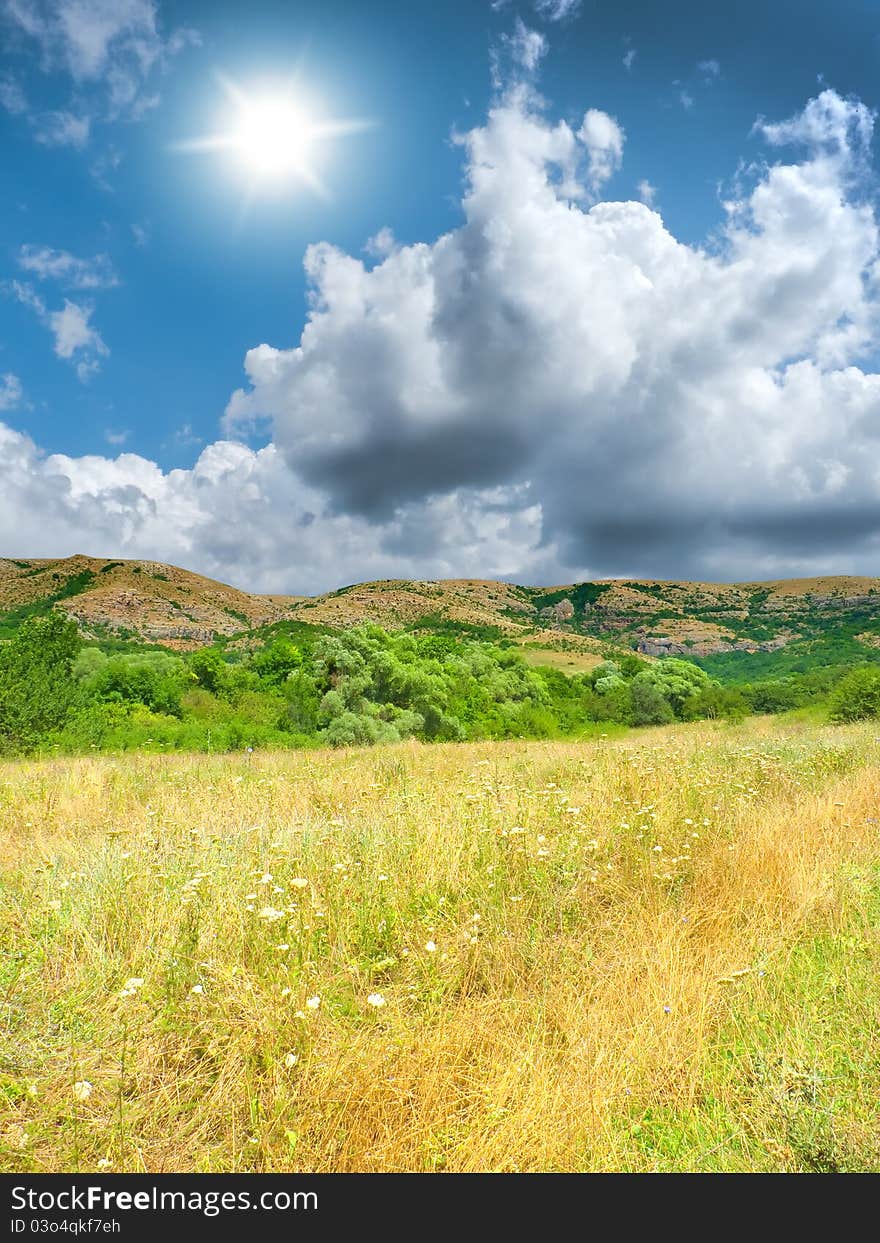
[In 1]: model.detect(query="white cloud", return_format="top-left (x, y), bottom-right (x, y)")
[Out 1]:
top-left (0, 373), bottom-right (23, 410)
top-left (7, 280), bottom-right (108, 378)
top-left (5, 85), bottom-right (880, 590)
top-left (622, 48), bottom-right (636, 72)
top-left (758, 89), bottom-right (873, 161)
top-left (495, 19), bottom-right (546, 81)
top-left (698, 58), bottom-right (721, 80)
top-left (578, 109), bottom-right (625, 192)
top-left (0, 73), bottom-right (27, 112)
top-left (364, 226), bottom-right (396, 259)
top-left (533, 0), bottom-right (582, 19)
top-left (7, 0), bottom-right (158, 80)
top-left (18, 244), bottom-right (118, 289)
top-left (48, 299), bottom-right (107, 361)
top-left (636, 179), bottom-right (656, 207)
top-left (0, 425), bottom-right (546, 593)
top-left (680, 90), bottom-right (694, 111)
top-left (32, 107), bottom-right (89, 146)
top-left (3, 0), bottom-right (199, 138)
top-left (7, 279), bottom-right (46, 316)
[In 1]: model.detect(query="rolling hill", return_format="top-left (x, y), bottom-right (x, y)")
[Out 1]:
top-left (3, 554), bottom-right (880, 670)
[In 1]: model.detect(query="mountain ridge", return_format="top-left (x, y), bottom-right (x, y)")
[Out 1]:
top-left (3, 555), bottom-right (880, 667)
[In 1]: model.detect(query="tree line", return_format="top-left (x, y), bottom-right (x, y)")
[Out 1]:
top-left (1, 612), bottom-right (877, 755)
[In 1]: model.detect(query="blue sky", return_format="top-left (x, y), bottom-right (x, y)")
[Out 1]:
top-left (3, 0), bottom-right (880, 592)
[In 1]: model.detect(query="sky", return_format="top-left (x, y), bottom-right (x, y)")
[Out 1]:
top-left (3, 0), bottom-right (880, 593)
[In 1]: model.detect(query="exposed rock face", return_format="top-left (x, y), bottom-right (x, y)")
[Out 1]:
top-left (539, 598), bottom-right (575, 625)
top-left (636, 635), bottom-right (790, 658)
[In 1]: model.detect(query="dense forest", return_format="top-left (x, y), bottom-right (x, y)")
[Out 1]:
top-left (1, 611), bottom-right (879, 756)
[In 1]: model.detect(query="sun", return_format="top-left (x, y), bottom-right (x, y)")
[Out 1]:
top-left (232, 94), bottom-right (314, 179)
top-left (177, 76), bottom-right (374, 198)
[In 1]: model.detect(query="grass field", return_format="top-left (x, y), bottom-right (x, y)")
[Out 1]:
top-left (2, 717), bottom-right (879, 1172)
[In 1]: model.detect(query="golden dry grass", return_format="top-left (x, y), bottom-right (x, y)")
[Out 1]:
top-left (2, 716), bottom-right (879, 1172)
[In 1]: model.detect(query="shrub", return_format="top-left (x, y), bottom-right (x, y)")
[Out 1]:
top-left (829, 667), bottom-right (880, 721)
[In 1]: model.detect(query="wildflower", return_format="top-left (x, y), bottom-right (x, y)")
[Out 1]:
top-left (663, 1005), bottom-right (671, 1014)
top-left (122, 977), bottom-right (144, 992)
top-left (72, 1081), bottom-right (93, 1102)
top-left (190, 984), bottom-right (204, 995)
top-left (97, 1157), bottom-right (112, 1170)
top-left (366, 993), bottom-right (386, 1008)
top-left (306, 995), bottom-right (321, 1010)
top-left (257, 906), bottom-right (285, 921)
top-left (46, 899), bottom-right (62, 912)
top-left (290, 878), bottom-right (309, 889)
top-left (280, 987), bottom-right (292, 997)
top-left (284, 1052), bottom-right (299, 1068)
top-left (425, 941), bottom-right (437, 953)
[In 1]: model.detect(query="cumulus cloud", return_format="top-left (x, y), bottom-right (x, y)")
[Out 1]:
top-left (0, 424), bottom-right (547, 592)
top-left (578, 109), bottom-right (625, 192)
top-left (5, 80), bottom-right (880, 591)
top-left (636, 179), bottom-right (657, 207)
top-left (18, 244), bottom-right (118, 289)
top-left (219, 86), bottom-right (880, 586)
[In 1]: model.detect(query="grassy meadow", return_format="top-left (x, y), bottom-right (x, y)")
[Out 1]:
top-left (2, 715), bottom-right (879, 1173)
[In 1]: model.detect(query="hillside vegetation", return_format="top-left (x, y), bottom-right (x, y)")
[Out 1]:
top-left (2, 719), bottom-right (878, 1172)
top-left (4, 556), bottom-right (880, 669)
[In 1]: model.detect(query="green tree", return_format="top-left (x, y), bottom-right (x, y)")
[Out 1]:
top-left (0, 612), bottom-right (81, 750)
top-left (249, 637), bottom-right (303, 687)
top-left (630, 676), bottom-right (675, 726)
